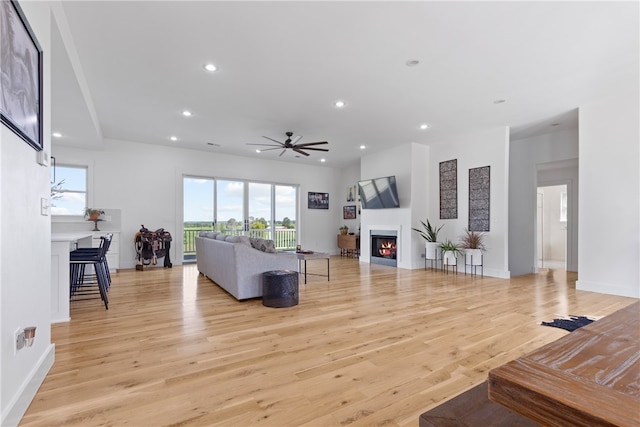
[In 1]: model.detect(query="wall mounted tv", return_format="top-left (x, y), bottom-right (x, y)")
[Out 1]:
top-left (358, 176), bottom-right (400, 209)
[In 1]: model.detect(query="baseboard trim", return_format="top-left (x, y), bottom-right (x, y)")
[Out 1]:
top-left (576, 280), bottom-right (639, 298)
top-left (1, 344), bottom-right (55, 427)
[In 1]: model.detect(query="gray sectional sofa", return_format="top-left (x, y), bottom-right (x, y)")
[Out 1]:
top-left (195, 232), bottom-right (298, 300)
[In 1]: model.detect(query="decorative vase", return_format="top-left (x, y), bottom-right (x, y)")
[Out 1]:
top-left (465, 249), bottom-right (483, 266)
top-left (425, 241), bottom-right (440, 259)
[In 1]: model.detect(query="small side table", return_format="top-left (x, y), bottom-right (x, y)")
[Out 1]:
top-left (262, 270), bottom-right (299, 308)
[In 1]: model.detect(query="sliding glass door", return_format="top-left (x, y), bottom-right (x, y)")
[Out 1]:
top-left (183, 177), bottom-right (298, 261)
top-left (183, 177), bottom-right (215, 261)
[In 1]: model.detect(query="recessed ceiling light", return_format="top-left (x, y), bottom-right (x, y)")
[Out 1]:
top-left (182, 110), bottom-right (192, 117)
top-left (170, 136), bottom-right (177, 141)
top-left (419, 123), bottom-right (429, 130)
top-left (255, 149), bottom-right (261, 153)
top-left (406, 59), bottom-right (420, 67)
top-left (52, 132), bottom-right (62, 138)
top-left (493, 99), bottom-right (506, 104)
top-left (360, 145), bottom-right (366, 150)
top-left (335, 100), bottom-right (345, 108)
top-left (204, 63), bottom-right (217, 72)
top-left (320, 158), bottom-right (326, 163)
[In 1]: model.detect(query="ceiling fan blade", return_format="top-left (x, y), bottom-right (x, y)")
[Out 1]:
top-left (298, 147), bottom-right (329, 152)
top-left (279, 148), bottom-right (287, 157)
top-left (295, 141), bottom-right (328, 147)
top-left (257, 147), bottom-right (284, 152)
top-left (247, 143), bottom-right (284, 147)
top-left (262, 136), bottom-right (284, 144)
top-left (291, 135), bottom-right (303, 144)
top-left (293, 148), bottom-right (310, 156)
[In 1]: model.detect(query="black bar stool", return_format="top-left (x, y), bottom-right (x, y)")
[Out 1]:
top-left (70, 234), bottom-right (112, 309)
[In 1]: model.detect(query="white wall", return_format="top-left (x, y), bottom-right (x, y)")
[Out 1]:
top-left (52, 138), bottom-right (342, 268)
top-left (509, 128), bottom-right (579, 275)
top-left (577, 91), bottom-right (640, 298)
top-left (428, 127), bottom-right (510, 278)
top-left (1, 3), bottom-right (55, 425)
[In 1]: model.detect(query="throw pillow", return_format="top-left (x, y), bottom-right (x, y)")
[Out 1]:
top-left (250, 237), bottom-right (276, 253)
top-left (225, 235), bottom-right (240, 243)
top-left (215, 234), bottom-right (227, 241)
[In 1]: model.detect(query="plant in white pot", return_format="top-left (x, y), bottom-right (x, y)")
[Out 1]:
top-left (459, 228), bottom-right (486, 266)
top-left (412, 220), bottom-right (444, 260)
top-left (439, 239), bottom-right (462, 266)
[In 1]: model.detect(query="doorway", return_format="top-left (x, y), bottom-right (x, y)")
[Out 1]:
top-left (536, 184), bottom-right (567, 270)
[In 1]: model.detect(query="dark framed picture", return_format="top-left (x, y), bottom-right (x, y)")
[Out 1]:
top-left (308, 192), bottom-right (329, 209)
top-left (343, 205), bottom-right (356, 219)
top-left (0, 0), bottom-right (44, 151)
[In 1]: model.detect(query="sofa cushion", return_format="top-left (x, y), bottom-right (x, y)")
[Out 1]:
top-left (238, 235), bottom-right (252, 246)
top-left (215, 234), bottom-right (227, 241)
top-left (250, 237), bottom-right (277, 253)
top-left (225, 235), bottom-right (240, 243)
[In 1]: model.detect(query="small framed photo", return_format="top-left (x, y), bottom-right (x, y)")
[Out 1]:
top-left (308, 192), bottom-right (329, 209)
top-left (343, 205), bottom-right (356, 219)
top-left (346, 185), bottom-right (356, 202)
top-left (0, 0), bottom-right (43, 151)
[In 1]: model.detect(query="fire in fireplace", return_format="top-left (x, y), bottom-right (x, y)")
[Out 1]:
top-left (370, 230), bottom-right (398, 267)
top-left (377, 240), bottom-right (396, 258)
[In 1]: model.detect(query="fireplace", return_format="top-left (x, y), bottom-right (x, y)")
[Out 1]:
top-left (370, 230), bottom-right (398, 267)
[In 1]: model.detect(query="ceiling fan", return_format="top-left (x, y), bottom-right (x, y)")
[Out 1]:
top-left (248, 131), bottom-right (329, 157)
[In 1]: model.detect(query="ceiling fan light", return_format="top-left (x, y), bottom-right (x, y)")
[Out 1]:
top-left (182, 110), bottom-right (192, 117)
top-left (204, 63), bottom-right (217, 72)
top-left (334, 100), bottom-right (345, 108)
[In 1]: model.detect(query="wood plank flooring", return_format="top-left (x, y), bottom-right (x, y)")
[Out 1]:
top-left (21, 258), bottom-right (636, 427)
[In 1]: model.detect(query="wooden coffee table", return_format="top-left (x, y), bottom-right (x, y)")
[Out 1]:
top-left (288, 251), bottom-right (329, 284)
top-left (488, 301), bottom-right (640, 427)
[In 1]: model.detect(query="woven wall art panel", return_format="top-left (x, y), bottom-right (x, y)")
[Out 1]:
top-left (469, 166), bottom-right (490, 231)
top-left (439, 159), bottom-right (457, 219)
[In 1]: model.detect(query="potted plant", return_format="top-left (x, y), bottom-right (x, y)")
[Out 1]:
top-left (439, 239), bottom-right (462, 266)
top-left (339, 225), bottom-right (349, 235)
top-left (412, 219), bottom-right (444, 259)
top-left (84, 208), bottom-right (105, 221)
top-left (459, 228), bottom-right (486, 266)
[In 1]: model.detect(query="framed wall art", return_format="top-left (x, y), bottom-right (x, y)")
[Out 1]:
top-left (343, 205), bottom-right (356, 219)
top-left (469, 165), bottom-right (490, 231)
top-left (346, 185), bottom-right (356, 202)
top-left (0, 0), bottom-right (44, 151)
top-left (308, 192), bottom-right (329, 209)
top-left (439, 159), bottom-right (457, 219)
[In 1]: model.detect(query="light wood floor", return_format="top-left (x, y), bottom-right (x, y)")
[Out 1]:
top-left (21, 258), bottom-right (636, 426)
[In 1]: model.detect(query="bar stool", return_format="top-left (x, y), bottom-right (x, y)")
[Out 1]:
top-left (70, 234), bottom-right (111, 309)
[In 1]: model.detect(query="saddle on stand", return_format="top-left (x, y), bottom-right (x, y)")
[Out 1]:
top-left (134, 225), bottom-right (172, 270)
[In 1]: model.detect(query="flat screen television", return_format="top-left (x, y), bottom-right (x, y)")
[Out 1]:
top-left (358, 176), bottom-right (400, 209)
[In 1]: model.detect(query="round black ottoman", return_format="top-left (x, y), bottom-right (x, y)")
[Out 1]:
top-left (262, 270), bottom-right (299, 308)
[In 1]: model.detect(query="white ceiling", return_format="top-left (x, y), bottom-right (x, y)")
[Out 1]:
top-left (51, 1), bottom-right (639, 168)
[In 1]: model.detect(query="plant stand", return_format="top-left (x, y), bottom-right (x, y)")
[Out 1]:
top-left (442, 252), bottom-right (458, 274)
top-left (424, 242), bottom-right (441, 270)
top-left (464, 250), bottom-right (483, 277)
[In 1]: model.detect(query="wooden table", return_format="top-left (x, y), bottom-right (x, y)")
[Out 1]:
top-left (488, 301), bottom-right (640, 427)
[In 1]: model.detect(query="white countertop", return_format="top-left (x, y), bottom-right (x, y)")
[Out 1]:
top-left (51, 232), bottom-right (94, 242)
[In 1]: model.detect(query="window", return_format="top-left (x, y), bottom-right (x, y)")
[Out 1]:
top-left (50, 165), bottom-right (87, 215)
